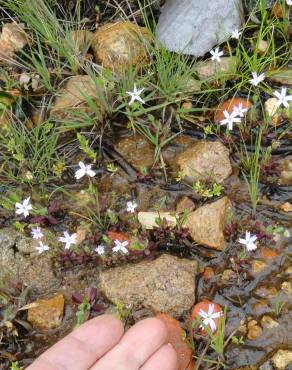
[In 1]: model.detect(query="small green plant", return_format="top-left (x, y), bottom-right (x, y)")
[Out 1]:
top-left (272, 294), bottom-right (286, 316)
top-left (10, 362), bottom-right (23, 370)
top-left (77, 133), bottom-right (96, 162)
top-left (231, 335), bottom-right (245, 345)
top-left (193, 181), bottom-right (223, 199)
top-left (106, 162), bottom-right (118, 174)
top-left (75, 298), bottom-right (91, 327)
top-left (65, 182), bottom-right (118, 230)
top-left (192, 307), bottom-right (227, 356)
top-left (210, 309), bottom-right (226, 355)
top-left (113, 300), bottom-right (132, 322)
top-left (130, 112), bottom-right (181, 173)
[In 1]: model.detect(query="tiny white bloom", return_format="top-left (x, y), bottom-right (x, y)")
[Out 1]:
top-left (210, 47), bottom-right (224, 63)
top-left (198, 304), bottom-right (222, 333)
top-left (286, 0), bottom-right (292, 5)
top-left (220, 110), bottom-right (242, 130)
top-left (249, 72), bottom-right (265, 86)
top-left (36, 241), bottom-right (50, 254)
top-left (126, 201), bottom-right (138, 213)
top-left (231, 29), bottom-right (242, 39)
top-left (273, 87), bottom-right (292, 109)
top-left (238, 231), bottom-right (257, 251)
top-left (15, 197), bottom-right (33, 218)
top-left (75, 161), bottom-right (96, 180)
top-left (112, 240), bottom-right (129, 254)
top-left (58, 231), bottom-right (77, 250)
top-left (233, 102), bottom-right (249, 117)
top-left (126, 84), bottom-right (145, 106)
top-left (95, 245), bottom-right (105, 255)
top-left (31, 227), bottom-right (44, 240)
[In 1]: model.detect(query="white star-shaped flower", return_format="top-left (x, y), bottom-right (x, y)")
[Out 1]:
top-left (286, 0), bottom-right (292, 6)
top-left (231, 29), bottom-right (242, 39)
top-left (126, 201), bottom-right (138, 213)
top-left (126, 84), bottom-right (145, 106)
top-left (273, 87), bottom-right (292, 109)
top-left (75, 161), bottom-right (96, 180)
top-left (36, 241), bottom-right (50, 254)
top-left (31, 226), bottom-right (44, 240)
top-left (58, 231), bottom-right (77, 250)
top-left (233, 102), bottom-right (249, 117)
top-left (210, 47), bottom-right (224, 63)
top-left (198, 304), bottom-right (222, 333)
top-left (249, 72), bottom-right (265, 86)
top-left (112, 240), bottom-right (129, 254)
top-left (220, 110), bottom-right (242, 130)
top-left (15, 197), bottom-right (33, 218)
top-left (95, 245), bottom-right (105, 255)
top-left (238, 231), bottom-right (257, 251)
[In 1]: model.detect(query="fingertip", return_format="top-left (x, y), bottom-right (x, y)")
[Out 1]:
top-left (139, 317), bottom-right (168, 339)
top-left (73, 314), bottom-right (124, 341)
top-left (141, 343), bottom-right (178, 370)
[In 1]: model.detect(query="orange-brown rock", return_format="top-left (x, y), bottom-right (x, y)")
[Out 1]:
top-left (272, 3), bottom-right (284, 18)
top-left (157, 313), bottom-right (194, 370)
top-left (247, 319), bottom-right (262, 340)
top-left (106, 231), bottom-right (130, 244)
top-left (184, 197), bottom-right (231, 250)
top-left (99, 254), bottom-right (197, 317)
top-left (279, 202), bottom-right (292, 213)
top-left (279, 156), bottom-right (292, 185)
top-left (260, 247), bottom-right (278, 260)
top-left (252, 260), bottom-right (267, 274)
top-left (214, 97), bottom-right (252, 123)
top-left (115, 134), bottom-right (155, 170)
top-left (50, 75), bottom-right (107, 121)
top-left (261, 315), bottom-right (279, 329)
top-left (92, 22), bottom-right (150, 72)
top-left (0, 23), bottom-right (29, 64)
top-left (202, 266), bottom-right (215, 280)
top-left (27, 294), bottom-right (64, 331)
top-left (176, 141), bottom-right (232, 184)
top-left (176, 197), bottom-right (196, 214)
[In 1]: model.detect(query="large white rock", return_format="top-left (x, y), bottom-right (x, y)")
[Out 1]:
top-left (156, 0), bottom-right (242, 57)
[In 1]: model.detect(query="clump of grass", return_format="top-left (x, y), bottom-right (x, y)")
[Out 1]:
top-left (241, 128), bottom-right (262, 217)
top-left (2, 0), bottom-right (91, 82)
top-left (0, 117), bottom-right (62, 185)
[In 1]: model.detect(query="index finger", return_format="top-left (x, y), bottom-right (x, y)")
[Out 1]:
top-left (27, 315), bottom-right (124, 370)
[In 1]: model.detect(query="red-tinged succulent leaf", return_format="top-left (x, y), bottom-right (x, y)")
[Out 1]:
top-left (91, 303), bottom-right (105, 312)
top-left (72, 293), bottom-right (83, 304)
top-left (157, 313), bottom-right (194, 370)
top-left (88, 287), bottom-right (97, 303)
top-left (47, 201), bottom-right (60, 214)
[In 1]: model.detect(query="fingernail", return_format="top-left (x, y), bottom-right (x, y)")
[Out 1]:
top-left (167, 342), bottom-right (174, 348)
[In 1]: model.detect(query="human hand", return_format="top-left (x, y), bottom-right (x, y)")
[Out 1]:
top-left (27, 314), bottom-right (178, 370)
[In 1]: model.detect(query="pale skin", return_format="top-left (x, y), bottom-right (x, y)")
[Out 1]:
top-left (27, 315), bottom-right (178, 370)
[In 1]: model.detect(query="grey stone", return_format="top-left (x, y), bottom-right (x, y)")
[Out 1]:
top-left (0, 228), bottom-right (59, 291)
top-left (99, 254), bottom-right (198, 317)
top-left (156, 0), bottom-right (242, 57)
